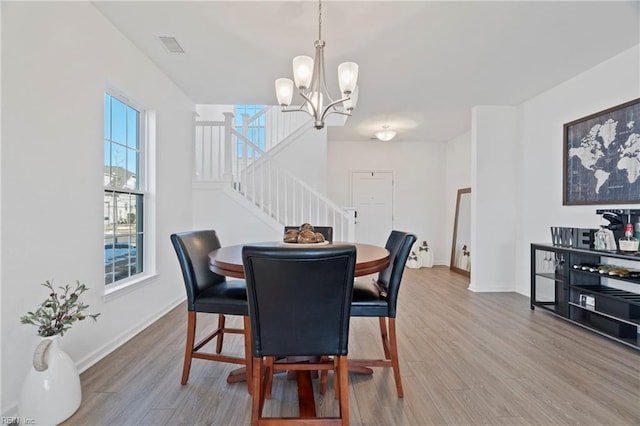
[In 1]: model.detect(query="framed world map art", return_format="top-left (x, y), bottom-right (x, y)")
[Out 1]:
top-left (563, 97), bottom-right (640, 205)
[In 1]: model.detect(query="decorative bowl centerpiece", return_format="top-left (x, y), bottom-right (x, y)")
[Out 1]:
top-left (283, 223), bottom-right (327, 245)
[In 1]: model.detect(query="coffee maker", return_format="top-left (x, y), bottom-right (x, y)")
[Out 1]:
top-left (596, 208), bottom-right (640, 242)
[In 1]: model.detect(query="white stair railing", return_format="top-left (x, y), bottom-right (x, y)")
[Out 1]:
top-left (239, 154), bottom-right (355, 241)
top-left (194, 106), bottom-right (355, 241)
top-left (195, 107), bottom-right (308, 181)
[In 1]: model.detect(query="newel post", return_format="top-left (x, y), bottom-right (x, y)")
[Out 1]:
top-left (222, 112), bottom-right (234, 181)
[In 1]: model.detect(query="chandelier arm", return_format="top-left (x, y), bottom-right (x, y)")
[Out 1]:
top-left (280, 105), bottom-right (312, 115)
top-left (298, 90), bottom-right (320, 118)
top-left (320, 96), bottom-right (353, 121)
top-left (326, 109), bottom-right (353, 118)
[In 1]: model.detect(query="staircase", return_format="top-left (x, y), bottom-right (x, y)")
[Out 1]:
top-left (194, 106), bottom-right (355, 241)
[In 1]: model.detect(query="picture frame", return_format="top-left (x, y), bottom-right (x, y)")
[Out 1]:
top-left (563, 97), bottom-right (640, 205)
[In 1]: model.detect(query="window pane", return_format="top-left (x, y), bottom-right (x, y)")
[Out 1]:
top-left (105, 238), bottom-right (132, 283)
top-left (111, 98), bottom-right (126, 144)
top-left (124, 193), bottom-right (135, 234)
top-left (104, 191), bottom-right (116, 236)
top-left (134, 232), bottom-right (143, 275)
top-left (104, 191), bottom-right (116, 285)
top-left (234, 104), bottom-right (265, 156)
top-left (104, 246), bottom-right (115, 285)
top-left (104, 94), bottom-right (111, 140)
top-left (115, 192), bottom-right (128, 228)
top-left (126, 106), bottom-right (138, 149)
top-left (111, 143), bottom-right (127, 188)
top-left (103, 141), bottom-right (111, 185)
top-left (135, 193), bottom-right (143, 234)
top-left (126, 148), bottom-right (138, 189)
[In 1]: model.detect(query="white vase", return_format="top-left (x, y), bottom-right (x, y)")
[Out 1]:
top-left (19, 335), bottom-right (82, 425)
top-left (406, 251), bottom-right (421, 269)
top-left (417, 241), bottom-right (434, 268)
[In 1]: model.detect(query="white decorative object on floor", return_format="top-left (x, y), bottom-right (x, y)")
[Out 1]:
top-left (19, 335), bottom-right (81, 425)
top-left (455, 245), bottom-right (471, 271)
top-left (417, 240), bottom-right (434, 268)
top-left (406, 250), bottom-right (421, 269)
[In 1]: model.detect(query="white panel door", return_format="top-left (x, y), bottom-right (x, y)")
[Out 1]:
top-left (351, 171), bottom-right (393, 245)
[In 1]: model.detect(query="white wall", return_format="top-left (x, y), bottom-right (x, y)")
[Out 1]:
top-left (196, 104), bottom-right (233, 121)
top-left (471, 106), bottom-right (520, 292)
top-left (327, 140), bottom-right (448, 264)
top-left (1, 2), bottom-right (194, 415)
top-left (444, 131), bottom-right (471, 270)
top-left (516, 45), bottom-right (640, 295)
top-left (192, 184), bottom-right (282, 245)
top-left (268, 126), bottom-right (328, 195)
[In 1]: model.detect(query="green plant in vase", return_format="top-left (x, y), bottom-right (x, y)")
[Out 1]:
top-left (20, 280), bottom-right (100, 337)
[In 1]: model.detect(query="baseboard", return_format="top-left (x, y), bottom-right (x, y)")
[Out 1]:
top-left (76, 295), bottom-right (185, 373)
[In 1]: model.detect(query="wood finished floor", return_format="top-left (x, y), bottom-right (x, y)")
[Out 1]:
top-left (63, 266), bottom-right (640, 426)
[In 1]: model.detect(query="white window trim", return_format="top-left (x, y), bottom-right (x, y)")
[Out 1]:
top-left (103, 85), bottom-right (156, 297)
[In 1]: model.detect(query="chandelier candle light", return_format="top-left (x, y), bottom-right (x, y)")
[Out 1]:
top-left (275, 0), bottom-right (359, 129)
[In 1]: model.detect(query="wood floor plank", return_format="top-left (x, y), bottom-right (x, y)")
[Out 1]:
top-left (62, 266), bottom-right (640, 425)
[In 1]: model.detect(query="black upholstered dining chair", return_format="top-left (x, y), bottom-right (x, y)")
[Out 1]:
top-left (242, 244), bottom-right (357, 426)
top-left (284, 225), bottom-right (333, 242)
top-left (170, 230), bottom-right (251, 390)
top-left (350, 230), bottom-right (417, 398)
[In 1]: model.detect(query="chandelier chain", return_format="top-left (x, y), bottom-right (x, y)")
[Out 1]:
top-left (318, 0), bottom-right (322, 41)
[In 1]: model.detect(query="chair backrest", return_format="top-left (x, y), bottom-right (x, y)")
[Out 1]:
top-left (377, 231), bottom-right (417, 317)
top-left (284, 226), bottom-right (333, 242)
top-left (242, 244), bottom-right (357, 358)
top-left (170, 230), bottom-right (227, 310)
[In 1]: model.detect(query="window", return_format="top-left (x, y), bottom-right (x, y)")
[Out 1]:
top-left (235, 104), bottom-right (265, 157)
top-left (104, 92), bottom-right (144, 285)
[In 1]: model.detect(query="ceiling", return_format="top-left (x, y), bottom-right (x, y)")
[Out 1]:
top-left (93, 1), bottom-right (640, 143)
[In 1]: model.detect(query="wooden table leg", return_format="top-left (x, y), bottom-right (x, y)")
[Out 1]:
top-left (348, 360), bottom-right (374, 375)
top-left (296, 371), bottom-right (317, 417)
top-left (226, 366), bottom-right (247, 383)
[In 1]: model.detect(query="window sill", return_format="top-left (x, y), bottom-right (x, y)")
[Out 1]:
top-left (102, 272), bottom-right (159, 302)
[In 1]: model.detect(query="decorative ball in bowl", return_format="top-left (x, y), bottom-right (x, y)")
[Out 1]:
top-left (283, 223), bottom-right (326, 244)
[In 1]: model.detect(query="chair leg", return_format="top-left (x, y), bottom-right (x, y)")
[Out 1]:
top-left (388, 318), bottom-right (404, 398)
top-left (216, 314), bottom-right (226, 354)
top-left (251, 357), bottom-right (264, 426)
top-left (333, 356), bottom-right (340, 400)
top-left (319, 356), bottom-right (329, 395)
top-left (337, 355), bottom-right (349, 425)
top-left (181, 311), bottom-right (197, 385)
top-left (264, 356), bottom-right (274, 400)
top-left (243, 316), bottom-right (253, 395)
top-left (378, 317), bottom-right (391, 359)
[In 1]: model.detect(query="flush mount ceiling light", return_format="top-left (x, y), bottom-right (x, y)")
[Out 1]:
top-left (375, 125), bottom-right (397, 141)
top-left (275, 0), bottom-right (359, 129)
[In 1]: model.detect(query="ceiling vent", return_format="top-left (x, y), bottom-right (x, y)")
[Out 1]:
top-left (157, 36), bottom-right (185, 54)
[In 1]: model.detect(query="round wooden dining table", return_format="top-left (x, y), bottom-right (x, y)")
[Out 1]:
top-left (208, 241), bottom-right (389, 418)
top-left (208, 241), bottom-right (390, 279)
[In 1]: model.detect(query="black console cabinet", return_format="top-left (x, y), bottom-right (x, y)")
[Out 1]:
top-left (531, 243), bottom-right (640, 350)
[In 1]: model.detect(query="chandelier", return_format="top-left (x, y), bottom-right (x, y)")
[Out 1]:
top-left (275, 0), bottom-right (359, 129)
